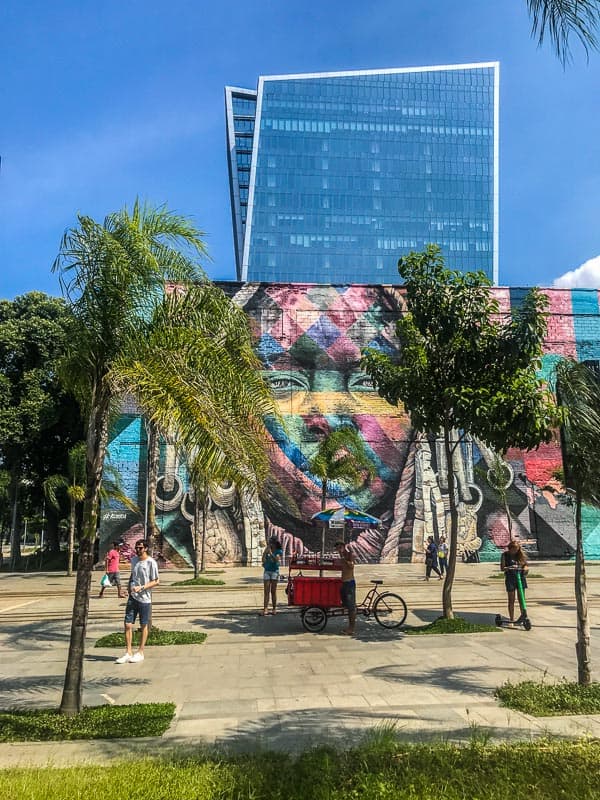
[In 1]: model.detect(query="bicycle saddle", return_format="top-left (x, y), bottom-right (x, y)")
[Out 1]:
top-left (370, 579), bottom-right (383, 585)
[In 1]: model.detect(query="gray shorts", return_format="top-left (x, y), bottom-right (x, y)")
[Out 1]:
top-left (341, 579), bottom-right (356, 612)
top-left (108, 571), bottom-right (121, 587)
top-left (263, 570), bottom-right (279, 582)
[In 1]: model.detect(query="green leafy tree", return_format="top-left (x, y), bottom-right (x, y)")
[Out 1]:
top-left (555, 359), bottom-right (600, 684)
top-left (44, 443), bottom-right (86, 576)
top-left (362, 245), bottom-right (559, 619)
top-left (0, 292), bottom-right (83, 567)
top-left (527, 0), bottom-right (600, 65)
top-left (53, 200), bottom-right (208, 716)
top-left (309, 427), bottom-right (375, 563)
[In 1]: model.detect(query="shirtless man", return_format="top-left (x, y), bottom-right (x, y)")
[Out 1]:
top-left (336, 540), bottom-right (357, 636)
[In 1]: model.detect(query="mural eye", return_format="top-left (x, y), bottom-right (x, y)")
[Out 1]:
top-left (264, 372), bottom-right (309, 393)
top-left (348, 372), bottom-right (375, 392)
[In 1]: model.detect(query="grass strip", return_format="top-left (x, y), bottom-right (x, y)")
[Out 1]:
top-left (95, 627), bottom-right (206, 648)
top-left (404, 616), bottom-right (500, 635)
top-left (2, 735), bottom-right (600, 799)
top-left (495, 679), bottom-right (600, 716)
top-left (172, 576), bottom-right (225, 586)
top-left (0, 703), bottom-right (175, 742)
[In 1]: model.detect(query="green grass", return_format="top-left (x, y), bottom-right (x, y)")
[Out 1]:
top-left (95, 627), bottom-right (207, 648)
top-left (2, 736), bottom-right (600, 798)
top-left (404, 615), bottom-right (500, 635)
top-left (0, 703), bottom-right (175, 742)
top-left (172, 576), bottom-right (225, 586)
top-left (495, 679), bottom-right (600, 716)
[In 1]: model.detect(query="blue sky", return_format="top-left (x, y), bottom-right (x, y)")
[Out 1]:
top-left (1, 0), bottom-right (599, 299)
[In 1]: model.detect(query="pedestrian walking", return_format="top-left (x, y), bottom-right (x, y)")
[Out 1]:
top-left (438, 536), bottom-right (448, 576)
top-left (115, 539), bottom-right (159, 664)
top-left (424, 536), bottom-right (442, 580)
top-left (99, 541), bottom-right (126, 599)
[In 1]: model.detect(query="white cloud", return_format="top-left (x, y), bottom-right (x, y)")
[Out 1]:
top-left (553, 256), bottom-right (600, 289)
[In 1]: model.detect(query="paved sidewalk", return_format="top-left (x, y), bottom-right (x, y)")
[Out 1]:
top-left (1, 562), bottom-right (599, 766)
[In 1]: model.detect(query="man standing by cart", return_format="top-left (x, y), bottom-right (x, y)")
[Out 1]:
top-left (336, 540), bottom-right (357, 636)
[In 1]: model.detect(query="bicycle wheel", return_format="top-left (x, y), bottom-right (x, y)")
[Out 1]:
top-left (373, 592), bottom-right (407, 628)
top-left (301, 606), bottom-right (328, 633)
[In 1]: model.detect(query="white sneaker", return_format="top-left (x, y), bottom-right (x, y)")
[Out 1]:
top-left (115, 653), bottom-right (132, 664)
top-left (129, 651), bottom-right (145, 663)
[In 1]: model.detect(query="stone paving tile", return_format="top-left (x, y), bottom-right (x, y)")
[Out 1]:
top-left (0, 565), bottom-right (599, 766)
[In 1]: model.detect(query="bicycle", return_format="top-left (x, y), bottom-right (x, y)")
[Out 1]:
top-left (298, 579), bottom-right (408, 633)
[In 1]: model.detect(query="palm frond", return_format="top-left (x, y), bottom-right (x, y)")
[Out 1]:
top-left (527, 0), bottom-right (600, 64)
top-left (555, 358), bottom-right (600, 506)
top-left (43, 474), bottom-right (70, 510)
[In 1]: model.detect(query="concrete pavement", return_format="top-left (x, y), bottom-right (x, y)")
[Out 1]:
top-left (0, 561), bottom-right (599, 766)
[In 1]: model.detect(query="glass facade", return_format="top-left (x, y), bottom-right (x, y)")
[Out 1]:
top-left (225, 87), bottom-right (257, 273)
top-left (226, 64), bottom-right (498, 284)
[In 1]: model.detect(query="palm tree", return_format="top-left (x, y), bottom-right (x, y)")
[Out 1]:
top-left (555, 358), bottom-right (600, 685)
top-left (53, 200), bottom-right (207, 715)
top-left (527, 0), bottom-right (600, 64)
top-left (44, 442), bottom-right (86, 576)
top-left (45, 443), bottom-right (138, 577)
top-left (112, 283), bottom-right (279, 575)
top-left (309, 427), bottom-right (375, 570)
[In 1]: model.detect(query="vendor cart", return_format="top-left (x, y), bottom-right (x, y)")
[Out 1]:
top-left (286, 552), bottom-right (407, 632)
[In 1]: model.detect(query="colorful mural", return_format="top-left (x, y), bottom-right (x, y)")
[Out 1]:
top-left (100, 284), bottom-right (600, 566)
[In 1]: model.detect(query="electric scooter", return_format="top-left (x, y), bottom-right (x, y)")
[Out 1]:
top-left (495, 567), bottom-right (532, 631)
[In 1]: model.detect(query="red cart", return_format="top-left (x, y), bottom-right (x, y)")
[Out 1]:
top-left (286, 553), bottom-right (408, 632)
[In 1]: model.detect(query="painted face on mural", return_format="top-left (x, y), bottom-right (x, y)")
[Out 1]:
top-left (240, 284), bottom-right (411, 541)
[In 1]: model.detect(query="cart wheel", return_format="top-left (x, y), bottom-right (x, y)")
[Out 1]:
top-left (373, 592), bottom-right (407, 628)
top-left (301, 606), bottom-right (328, 633)
top-left (495, 614), bottom-right (503, 627)
top-left (523, 618), bottom-right (532, 631)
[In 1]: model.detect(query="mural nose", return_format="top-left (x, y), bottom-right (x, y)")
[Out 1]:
top-left (305, 415), bottom-right (330, 439)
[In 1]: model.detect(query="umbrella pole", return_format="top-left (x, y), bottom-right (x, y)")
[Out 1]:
top-left (320, 524), bottom-right (326, 578)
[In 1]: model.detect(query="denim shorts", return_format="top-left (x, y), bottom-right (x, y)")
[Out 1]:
top-left (263, 570), bottom-right (279, 582)
top-left (124, 597), bottom-right (151, 626)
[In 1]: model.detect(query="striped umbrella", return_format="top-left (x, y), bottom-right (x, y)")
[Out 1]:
top-left (311, 504), bottom-right (381, 529)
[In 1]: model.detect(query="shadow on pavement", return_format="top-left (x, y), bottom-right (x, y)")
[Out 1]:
top-left (0, 673), bottom-right (149, 707)
top-left (192, 610), bottom-right (408, 641)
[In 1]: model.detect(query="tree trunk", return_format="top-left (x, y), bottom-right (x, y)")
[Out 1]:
top-left (442, 426), bottom-right (458, 619)
top-left (45, 508), bottom-right (60, 554)
top-left (193, 487), bottom-right (202, 579)
top-left (9, 472), bottom-right (21, 571)
top-left (60, 392), bottom-right (110, 717)
top-left (146, 420), bottom-right (160, 553)
top-left (67, 501), bottom-right (76, 577)
top-left (200, 489), bottom-right (209, 573)
top-left (320, 481), bottom-right (327, 577)
top-left (574, 491), bottom-right (592, 685)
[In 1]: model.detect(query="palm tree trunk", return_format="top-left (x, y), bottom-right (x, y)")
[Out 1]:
top-left (442, 426), bottom-right (458, 620)
top-left (200, 488), bottom-right (208, 574)
top-left (193, 487), bottom-right (202, 579)
top-left (67, 500), bottom-right (76, 577)
top-left (320, 481), bottom-right (327, 577)
top-left (146, 420), bottom-right (160, 553)
top-left (9, 472), bottom-right (21, 571)
top-left (60, 393), bottom-right (110, 716)
top-left (574, 490), bottom-right (592, 685)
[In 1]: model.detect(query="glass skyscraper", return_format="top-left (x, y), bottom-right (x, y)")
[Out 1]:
top-left (226, 64), bottom-right (499, 284)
